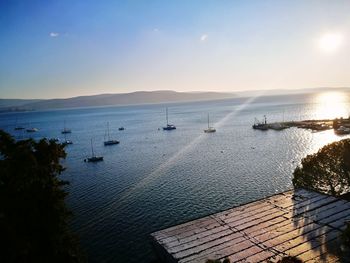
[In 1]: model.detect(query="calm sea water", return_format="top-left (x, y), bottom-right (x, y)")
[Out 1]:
top-left (1, 92), bottom-right (350, 262)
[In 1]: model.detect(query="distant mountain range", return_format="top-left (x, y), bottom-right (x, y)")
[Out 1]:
top-left (1, 87), bottom-right (349, 112)
top-left (0, 90), bottom-right (236, 112)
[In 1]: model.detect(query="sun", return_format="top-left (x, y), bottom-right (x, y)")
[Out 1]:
top-left (318, 33), bottom-right (344, 53)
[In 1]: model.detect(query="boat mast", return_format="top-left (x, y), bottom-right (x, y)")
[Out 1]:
top-left (107, 122), bottom-right (110, 140)
top-left (166, 107), bottom-right (169, 125)
top-left (91, 139), bottom-right (95, 157)
top-left (208, 114), bottom-right (210, 129)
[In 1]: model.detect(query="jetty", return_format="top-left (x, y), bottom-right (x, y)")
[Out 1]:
top-left (151, 188), bottom-right (350, 262)
top-left (253, 116), bottom-right (350, 133)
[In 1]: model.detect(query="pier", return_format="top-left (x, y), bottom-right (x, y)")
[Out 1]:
top-left (151, 189), bottom-right (350, 262)
top-left (253, 117), bottom-right (350, 133)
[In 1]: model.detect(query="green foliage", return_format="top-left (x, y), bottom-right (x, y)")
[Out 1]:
top-left (0, 130), bottom-right (84, 262)
top-left (293, 139), bottom-right (350, 196)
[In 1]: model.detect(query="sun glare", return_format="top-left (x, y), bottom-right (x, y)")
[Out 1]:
top-left (315, 91), bottom-right (348, 119)
top-left (318, 33), bottom-right (344, 53)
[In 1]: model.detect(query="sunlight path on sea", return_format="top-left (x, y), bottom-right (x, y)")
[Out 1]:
top-left (78, 92), bottom-right (267, 231)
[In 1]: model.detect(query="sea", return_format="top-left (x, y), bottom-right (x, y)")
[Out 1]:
top-left (1, 91), bottom-right (350, 262)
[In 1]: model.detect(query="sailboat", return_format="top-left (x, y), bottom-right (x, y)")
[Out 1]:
top-left (14, 118), bottom-right (25, 130)
top-left (204, 114), bottom-right (216, 133)
top-left (104, 122), bottom-right (119, 145)
top-left (84, 139), bottom-right (103, 162)
top-left (163, 107), bottom-right (176, 130)
top-left (61, 120), bottom-right (72, 134)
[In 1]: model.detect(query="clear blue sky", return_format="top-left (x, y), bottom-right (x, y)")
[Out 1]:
top-left (1, 0), bottom-right (350, 99)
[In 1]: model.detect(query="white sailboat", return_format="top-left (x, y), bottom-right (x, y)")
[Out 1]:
top-left (204, 114), bottom-right (216, 133)
top-left (85, 139), bottom-right (103, 162)
top-left (104, 122), bottom-right (119, 145)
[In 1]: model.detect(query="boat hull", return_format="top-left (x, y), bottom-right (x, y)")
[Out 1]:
top-left (163, 124), bottom-right (176, 130)
top-left (104, 140), bottom-right (120, 146)
top-left (26, 128), bottom-right (38, 132)
top-left (84, 156), bottom-right (103, 162)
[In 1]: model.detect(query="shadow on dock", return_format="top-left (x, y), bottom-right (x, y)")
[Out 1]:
top-left (150, 188), bottom-right (350, 262)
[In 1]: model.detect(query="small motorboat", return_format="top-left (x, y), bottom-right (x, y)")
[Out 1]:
top-left (118, 127), bottom-right (125, 131)
top-left (62, 140), bottom-right (73, 146)
top-left (61, 132), bottom-right (72, 145)
top-left (26, 128), bottom-right (38, 132)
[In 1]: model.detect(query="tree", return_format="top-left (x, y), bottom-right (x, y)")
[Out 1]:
top-left (0, 130), bottom-right (84, 262)
top-left (293, 139), bottom-right (350, 196)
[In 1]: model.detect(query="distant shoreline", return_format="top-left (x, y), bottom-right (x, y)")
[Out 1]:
top-left (1, 87), bottom-right (349, 113)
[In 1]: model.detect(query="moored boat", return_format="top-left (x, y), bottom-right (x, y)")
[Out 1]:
top-left (204, 114), bottom-right (216, 133)
top-left (84, 139), bottom-right (103, 162)
top-left (163, 107), bottom-right (176, 130)
top-left (252, 116), bottom-right (268, 130)
top-left (104, 122), bottom-right (119, 145)
top-left (26, 127), bottom-right (38, 132)
top-left (61, 120), bottom-right (71, 134)
top-left (335, 126), bottom-right (350, 135)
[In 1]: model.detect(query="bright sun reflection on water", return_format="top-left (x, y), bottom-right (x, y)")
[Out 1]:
top-left (313, 91), bottom-right (349, 119)
top-left (309, 91), bottom-right (350, 153)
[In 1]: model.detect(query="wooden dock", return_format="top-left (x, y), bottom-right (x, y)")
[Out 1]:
top-left (151, 189), bottom-right (350, 263)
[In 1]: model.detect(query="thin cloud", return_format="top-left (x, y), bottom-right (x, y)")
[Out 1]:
top-left (49, 32), bottom-right (59, 37)
top-left (200, 34), bottom-right (208, 42)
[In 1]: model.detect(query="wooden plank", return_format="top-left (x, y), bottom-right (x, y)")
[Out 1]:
top-left (151, 189), bottom-right (350, 263)
top-left (291, 197), bottom-right (342, 217)
top-left (161, 205), bottom-right (287, 247)
top-left (180, 238), bottom-right (256, 263)
top-left (166, 227), bottom-right (238, 254)
top-left (226, 245), bottom-right (274, 263)
top-left (159, 191), bottom-right (295, 240)
top-left (174, 233), bottom-right (248, 261)
top-left (286, 232), bottom-right (342, 261)
top-left (167, 208), bottom-right (288, 254)
top-left (155, 189), bottom-right (325, 243)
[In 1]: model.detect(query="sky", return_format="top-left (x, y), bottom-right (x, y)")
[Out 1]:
top-left (1, 0), bottom-right (350, 99)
